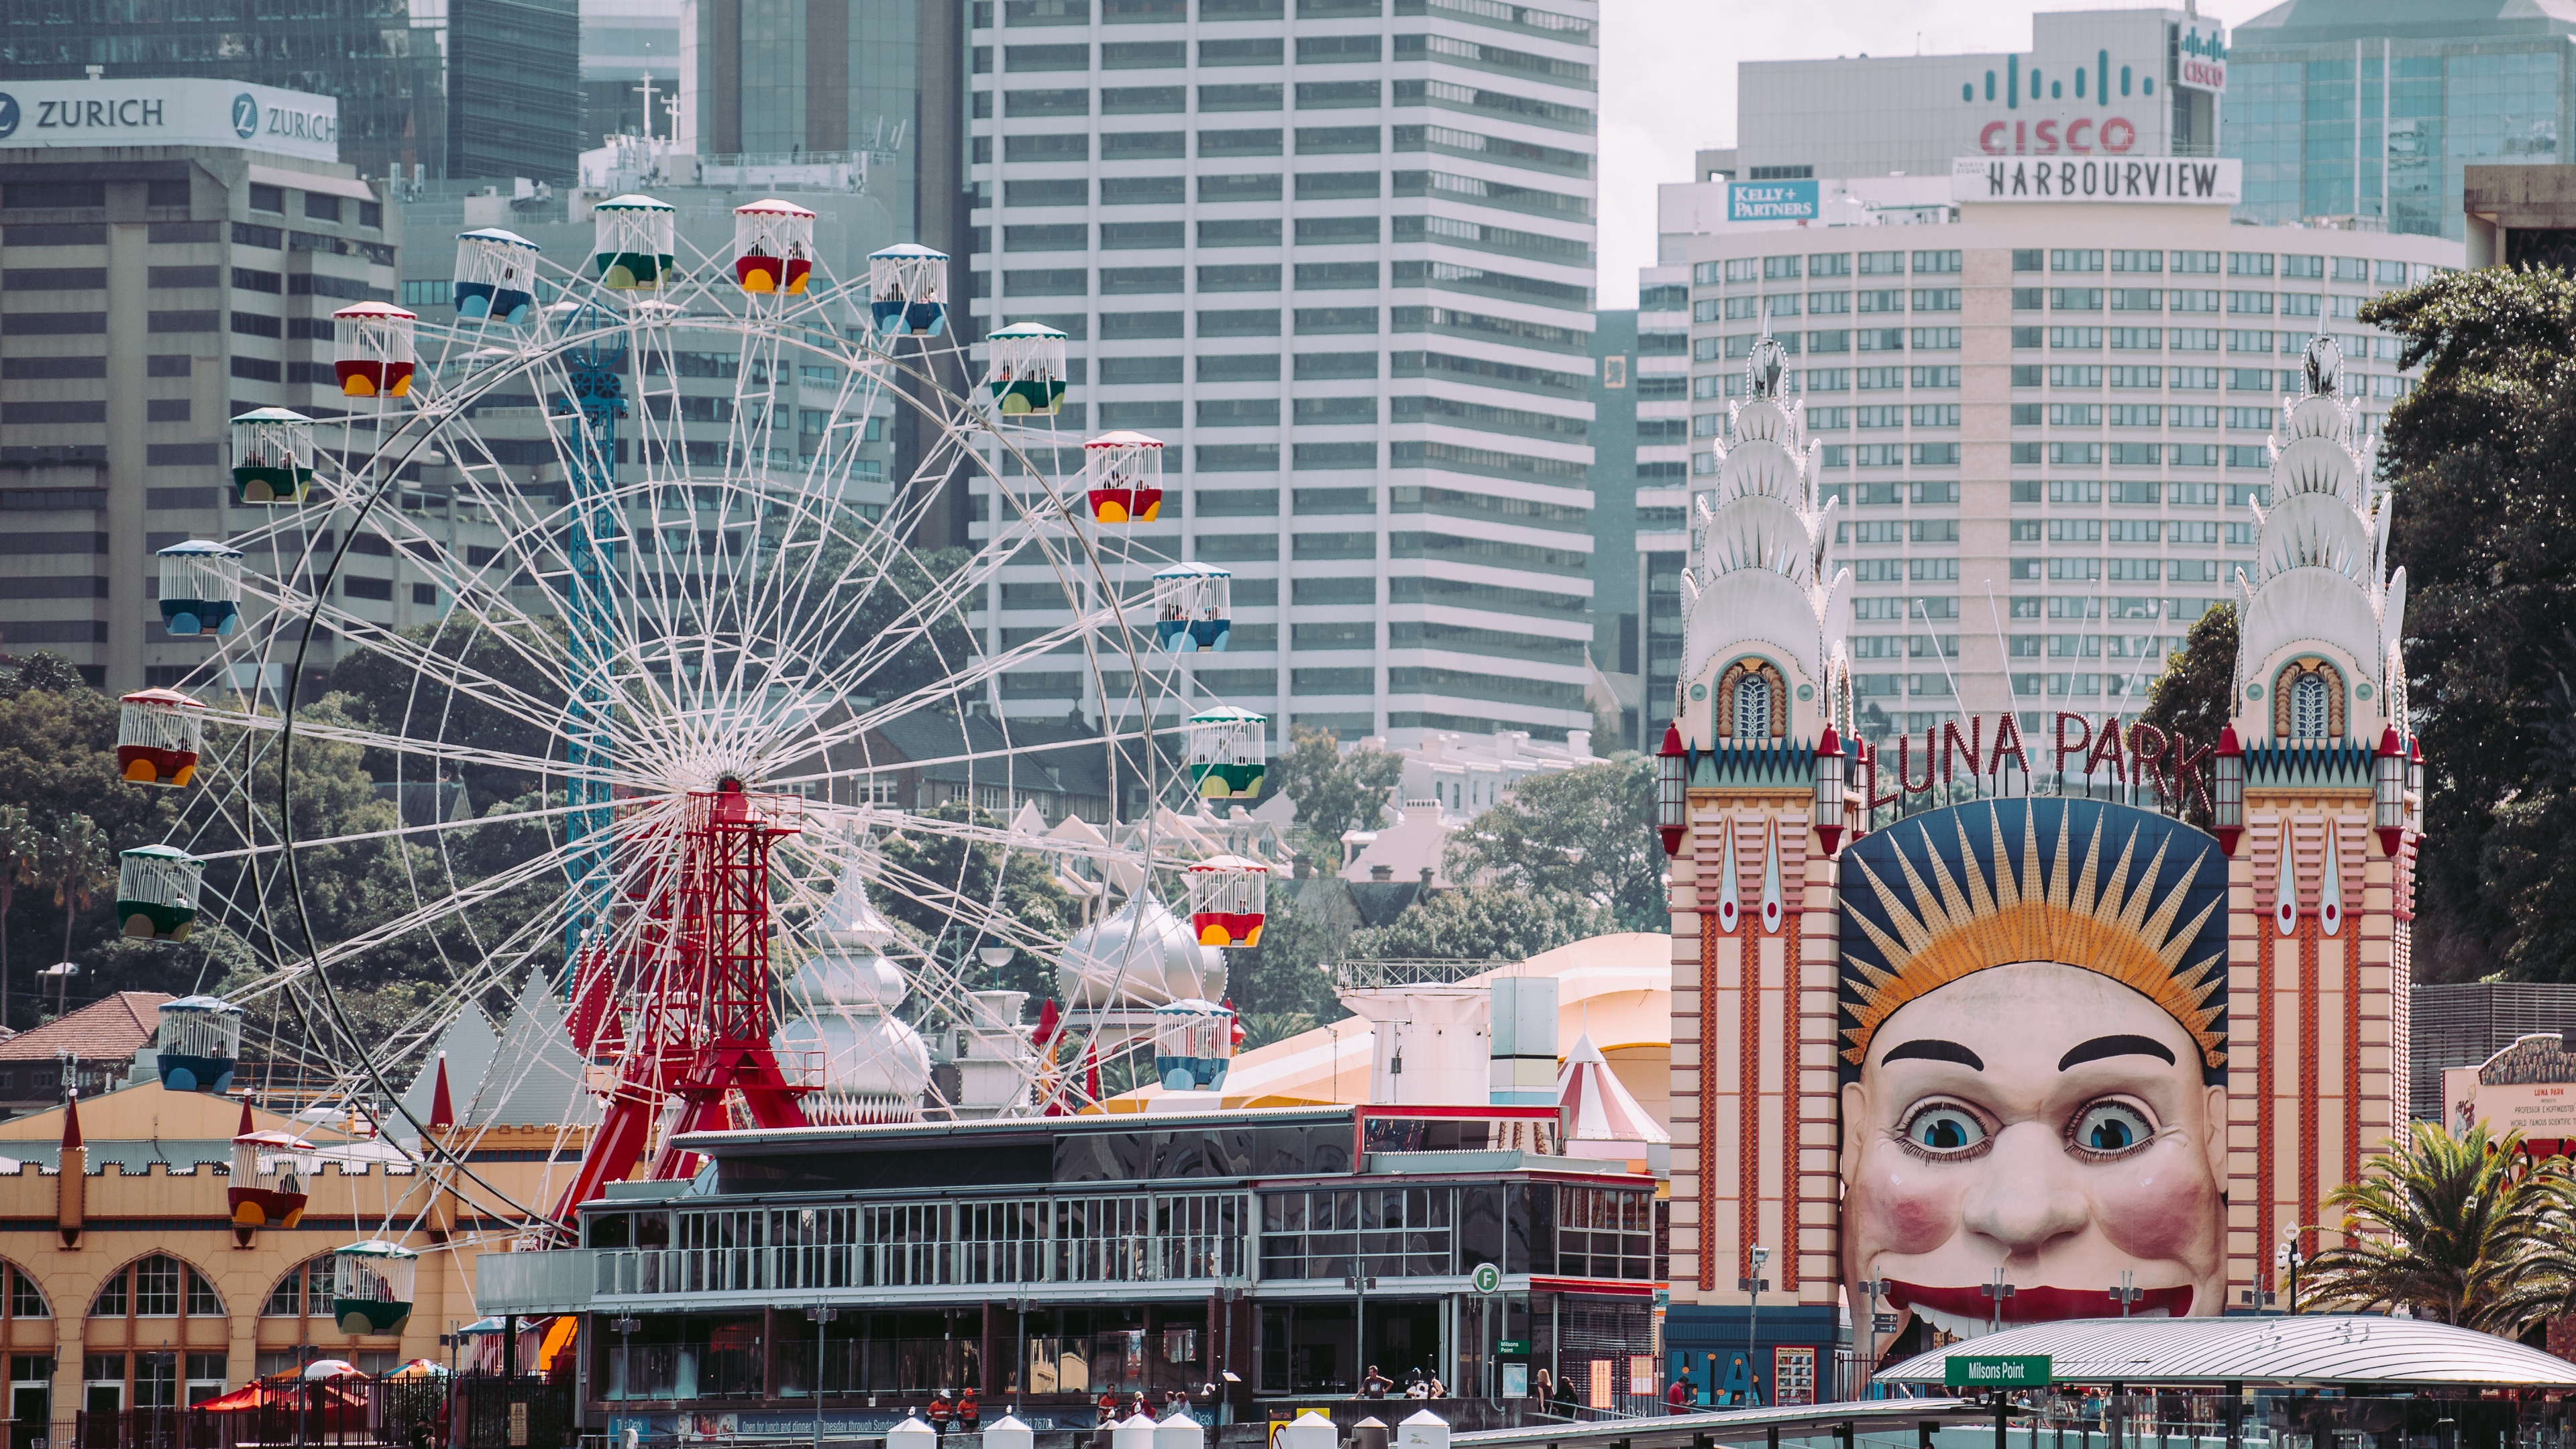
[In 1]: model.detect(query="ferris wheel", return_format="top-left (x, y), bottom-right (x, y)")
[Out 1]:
top-left (97, 193), bottom-right (1283, 1243)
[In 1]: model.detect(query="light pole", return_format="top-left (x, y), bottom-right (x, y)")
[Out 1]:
top-left (807, 1305), bottom-right (839, 1449)
top-left (1856, 1279), bottom-right (1887, 1399)
top-left (610, 1317), bottom-right (641, 1403)
top-left (2108, 1271), bottom-right (2142, 1318)
top-left (2276, 1227), bottom-right (2306, 1314)
top-left (977, 945), bottom-right (1015, 985)
top-left (1008, 1295), bottom-right (1030, 1417)
top-left (1738, 1246), bottom-right (1770, 1409)
top-left (1980, 1264), bottom-right (2015, 1336)
top-left (1343, 1273), bottom-right (1377, 1395)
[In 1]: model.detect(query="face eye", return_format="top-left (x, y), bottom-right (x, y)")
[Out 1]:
top-left (2069, 1101), bottom-right (2157, 1157)
top-left (1900, 1103), bottom-right (1988, 1157)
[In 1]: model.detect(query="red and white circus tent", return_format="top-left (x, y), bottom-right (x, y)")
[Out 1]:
top-left (1557, 1031), bottom-right (1670, 1161)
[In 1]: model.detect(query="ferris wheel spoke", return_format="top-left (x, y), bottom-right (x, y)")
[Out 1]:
top-left (240, 843), bottom-right (577, 998)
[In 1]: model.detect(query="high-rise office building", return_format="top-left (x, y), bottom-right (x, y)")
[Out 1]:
top-left (1587, 308), bottom-right (1640, 751)
top-left (0, 82), bottom-right (413, 693)
top-left (582, 0), bottom-right (686, 149)
top-left (964, 0), bottom-right (1600, 747)
top-left (0, 0), bottom-right (580, 186)
top-left (2227, 0), bottom-right (2576, 239)
top-left (1646, 164), bottom-right (2458, 745)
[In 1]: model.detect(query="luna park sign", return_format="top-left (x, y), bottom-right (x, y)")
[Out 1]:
top-left (1856, 712), bottom-right (2214, 818)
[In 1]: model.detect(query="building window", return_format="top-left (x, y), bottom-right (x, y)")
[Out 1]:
top-left (1715, 658), bottom-right (1787, 739)
top-left (2274, 659), bottom-right (2346, 741)
top-left (261, 1258), bottom-right (335, 1318)
top-left (1733, 672), bottom-right (1770, 740)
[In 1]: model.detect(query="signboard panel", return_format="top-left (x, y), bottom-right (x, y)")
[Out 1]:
top-left (1945, 1355), bottom-right (2052, 1389)
top-left (1952, 156), bottom-right (2241, 205)
top-left (1773, 1346), bottom-right (1817, 1406)
top-left (2178, 20), bottom-right (2229, 95)
top-left (0, 80), bottom-right (337, 162)
top-left (1729, 179), bottom-right (1818, 222)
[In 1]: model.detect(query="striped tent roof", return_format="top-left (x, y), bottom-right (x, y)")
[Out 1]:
top-left (1557, 1032), bottom-right (1668, 1148)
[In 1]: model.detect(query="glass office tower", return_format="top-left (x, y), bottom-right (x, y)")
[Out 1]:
top-left (2226, 0), bottom-right (2576, 239)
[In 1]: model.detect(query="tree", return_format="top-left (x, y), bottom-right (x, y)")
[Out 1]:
top-left (0, 806), bottom-right (32, 1029)
top-left (1225, 882), bottom-right (1350, 1049)
top-left (2363, 266), bottom-right (2576, 980)
top-left (2138, 602), bottom-right (2238, 827)
top-left (1348, 883), bottom-right (1611, 964)
top-left (1, 651), bottom-right (87, 697)
top-left (2300, 1122), bottom-right (2571, 1332)
top-left (1262, 727), bottom-right (1402, 873)
top-left (37, 814), bottom-right (111, 973)
top-left (1443, 757), bottom-right (1664, 930)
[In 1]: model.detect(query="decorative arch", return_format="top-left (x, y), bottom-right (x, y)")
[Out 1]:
top-left (2272, 657), bottom-right (2347, 739)
top-left (0, 1257), bottom-right (48, 1322)
top-left (260, 1255), bottom-right (337, 1319)
top-left (88, 1252), bottom-right (222, 1318)
top-left (1714, 657), bottom-right (1790, 739)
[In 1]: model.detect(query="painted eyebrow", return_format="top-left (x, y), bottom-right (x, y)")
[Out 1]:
top-left (1880, 1039), bottom-right (1984, 1071)
top-left (2057, 1034), bottom-right (2177, 1071)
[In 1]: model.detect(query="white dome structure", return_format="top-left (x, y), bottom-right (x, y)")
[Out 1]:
top-left (775, 864), bottom-right (930, 1124)
top-left (1057, 894), bottom-right (1227, 1008)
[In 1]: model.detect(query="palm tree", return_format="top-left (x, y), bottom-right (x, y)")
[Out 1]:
top-left (2298, 1122), bottom-right (2571, 1334)
top-left (37, 815), bottom-right (111, 979)
top-left (0, 806), bottom-right (33, 1031)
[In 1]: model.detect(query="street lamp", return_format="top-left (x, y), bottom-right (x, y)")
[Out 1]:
top-left (1855, 1278), bottom-right (1887, 1399)
top-left (610, 1316), bottom-right (641, 1403)
top-left (2107, 1271), bottom-right (2142, 1318)
top-left (977, 944), bottom-right (1016, 984)
top-left (1006, 1295), bottom-right (1031, 1417)
top-left (1739, 1246), bottom-right (1770, 1409)
top-left (1343, 1273), bottom-right (1378, 1395)
top-left (2277, 1227), bottom-right (2307, 1314)
top-left (1980, 1264), bottom-right (2015, 1335)
top-left (807, 1305), bottom-right (839, 1449)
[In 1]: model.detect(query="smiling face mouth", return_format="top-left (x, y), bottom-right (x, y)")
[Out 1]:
top-left (1886, 1279), bottom-right (2194, 1327)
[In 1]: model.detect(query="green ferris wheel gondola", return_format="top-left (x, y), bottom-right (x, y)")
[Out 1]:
top-left (330, 1240), bottom-right (419, 1335)
top-left (114, 845), bottom-right (203, 943)
top-left (1185, 706), bottom-right (1268, 800)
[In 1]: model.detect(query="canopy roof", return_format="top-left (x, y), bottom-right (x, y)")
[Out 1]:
top-left (1876, 1316), bottom-right (2576, 1390)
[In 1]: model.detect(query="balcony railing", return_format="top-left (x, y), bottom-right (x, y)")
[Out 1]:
top-left (590, 1231), bottom-right (1244, 1297)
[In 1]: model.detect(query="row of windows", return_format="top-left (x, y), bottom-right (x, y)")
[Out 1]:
top-left (976, 0), bottom-right (1592, 33)
top-left (2010, 288), bottom-right (2367, 317)
top-left (977, 123), bottom-right (1588, 174)
top-left (971, 76), bottom-right (1593, 129)
top-left (985, 168), bottom-right (1591, 219)
top-left (1833, 519), bottom-right (2247, 545)
top-left (976, 32), bottom-right (1593, 85)
top-left (1803, 480), bottom-right (2269, 508)
top-left (1690, 253), bottom-right (2431, 286)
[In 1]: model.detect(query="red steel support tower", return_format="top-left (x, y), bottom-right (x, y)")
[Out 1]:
top-left (550, 778), bottom-right (809, 1229)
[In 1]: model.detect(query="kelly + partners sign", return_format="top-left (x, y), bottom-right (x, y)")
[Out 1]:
top-left (1945, 1355), bottom-right (2051, 1390)
top-left (0, 79), bottom-right (337, 162)
top-left (1730, 178), bottom-right (1818, 221)
top-left (1953, 155), bottom-right (2241, 205)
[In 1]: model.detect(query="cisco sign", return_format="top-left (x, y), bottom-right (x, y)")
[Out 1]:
top-left (0, 80), bottom-right (336, 162)
top-left (2178, 20), bottom-right (2228, 95)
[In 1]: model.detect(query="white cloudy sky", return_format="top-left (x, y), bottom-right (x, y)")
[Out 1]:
top-left (1596, 0), bottom-right (2264, 307)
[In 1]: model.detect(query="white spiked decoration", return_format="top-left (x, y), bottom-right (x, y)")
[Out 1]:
top-left (1675, 327), bottom-right (1851, 733)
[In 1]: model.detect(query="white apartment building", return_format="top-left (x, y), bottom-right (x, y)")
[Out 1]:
top-left (964, 0), bottom-right (1599, 747)
top-left (1640, 159), bottom-right (2460, 743)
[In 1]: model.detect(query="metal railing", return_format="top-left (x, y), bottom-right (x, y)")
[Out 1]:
top-left (586, 1232), bottom-right (1245, 1299)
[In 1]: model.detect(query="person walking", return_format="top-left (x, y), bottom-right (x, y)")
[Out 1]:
top-left (1666, 1375), bottom-right (1694, 1415)
top-left (928, 1391), bottom-right (955, 1438)
top-left (1532, 1368), bottom-right (1554, 1406)
top-left (958, 1389), bottom-right (980, 1436)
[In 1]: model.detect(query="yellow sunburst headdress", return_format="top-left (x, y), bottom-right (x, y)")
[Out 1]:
top-left (1839, 798), bottom-right (2229, 1082)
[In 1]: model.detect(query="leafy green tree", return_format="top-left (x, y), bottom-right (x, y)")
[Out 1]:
top-left (1443, 756), bottom-right (1664, 930)
top-left (2139, 602), bottom-right (2238, 827)
top-left (1348, 883), bottom-right (1611, 964)
top-left (2363, 266), bottom-right (2576, 979)
top-left (2300, 1122), bottom-right (2571, 1332)
top-left (1226, 883), bottom-right (1348, 1049)
top-left (0, 806), bottom-right (33, 1028)
top-left (875, 800), bottom-right (1079, 1011)
top-left (1, 651), bottom-right (88, 697)
top-left (37, 814), bottom-right (110, 973)
top-left (1263, 727), bottom-right (1401, 873)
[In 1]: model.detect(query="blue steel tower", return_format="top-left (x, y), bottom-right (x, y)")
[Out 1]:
top-left (558, 313), bottom-right (627, 982)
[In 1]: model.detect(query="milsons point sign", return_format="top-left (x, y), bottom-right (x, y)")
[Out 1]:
top-left (1856, 712), bottom-right (2216, 819)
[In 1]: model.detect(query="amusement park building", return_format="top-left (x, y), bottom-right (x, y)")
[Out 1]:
top-left (1635, 170), bottom-right (2458, 744)
top-left (1658, 246), bottom-right (2424, 1403)
top-left (963, 0), bottom-right (1601, 749)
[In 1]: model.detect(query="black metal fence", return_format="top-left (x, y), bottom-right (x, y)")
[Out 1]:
top-left (69, 1379), bottom-right (572, 1449)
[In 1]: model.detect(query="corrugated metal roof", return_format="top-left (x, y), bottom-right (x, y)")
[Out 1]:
top-left (1876, 1316), bottom-right (2576, 1389)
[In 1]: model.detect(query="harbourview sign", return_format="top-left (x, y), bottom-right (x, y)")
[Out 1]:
top-left (1952, 155), bottom-right (2241, 205)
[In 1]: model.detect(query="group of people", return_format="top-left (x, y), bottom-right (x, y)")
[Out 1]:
top-left (1091, 1387), bottom-right (1207, 1426)
top-left (922, 1389), bottom-right (980, 1436)
top-left (1356, 1365), bottom-right (1448, 1400)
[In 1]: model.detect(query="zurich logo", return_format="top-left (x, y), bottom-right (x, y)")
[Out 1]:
top-left (230, 93), bottom-right (258, 140)
top-left (0, 94), bottom-right (19, 140)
